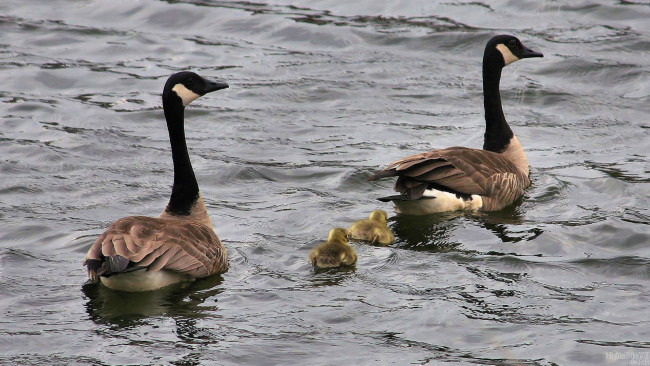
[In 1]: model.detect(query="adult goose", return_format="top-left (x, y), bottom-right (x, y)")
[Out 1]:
top-left (84, 72), bottom-right (229, 292)
top-left (367, 35), bottom-right (543, 215)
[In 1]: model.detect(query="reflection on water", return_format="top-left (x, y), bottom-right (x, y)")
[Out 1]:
top-left (391, 206), bottom-right (544, 250)
top-left (390, 213), bottom-right (460, 250)
top-left (81, 275), bottom-right (224, 326)
top-left (309, 264), bottom-right (357, 278)
top-left (1, 0), bottom-right (649, 364)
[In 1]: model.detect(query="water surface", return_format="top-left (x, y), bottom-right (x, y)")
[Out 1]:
top-left (1, 0), bottom-right (649, 365)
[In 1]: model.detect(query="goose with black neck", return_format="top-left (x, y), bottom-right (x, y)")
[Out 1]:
top-left (368, 35), bottom-right (543, 215)
top-left (84, 72), bottom-right (230, 292)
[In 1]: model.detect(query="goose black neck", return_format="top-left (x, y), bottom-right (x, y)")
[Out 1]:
top-left (482, 55), bottom-right (513, 153)
top-left (163, 98), bottom-right (199, 216)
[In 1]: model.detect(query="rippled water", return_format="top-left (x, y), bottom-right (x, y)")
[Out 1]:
top-left (1, 0), bottom-right (649, 364)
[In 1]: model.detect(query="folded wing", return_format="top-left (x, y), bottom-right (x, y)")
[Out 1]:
top-left (84, 216), bottom-right (227, 280)
top-left (368, 147), bottom-right (530, 210)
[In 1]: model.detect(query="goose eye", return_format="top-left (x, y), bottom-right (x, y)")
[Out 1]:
top-left (508, 39), bottom-right (517, 48)
top-left (186, 77), bottom-right (194, 85)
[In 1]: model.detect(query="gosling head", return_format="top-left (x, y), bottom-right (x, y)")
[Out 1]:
top-left (486, 35), bottom-right (543, 68)
top-left (163, 71), bottom-right (229, 107)
top-left (368, 210), bottom-right (388, 225)
top-left (327, 228), bottom-right (349, 244)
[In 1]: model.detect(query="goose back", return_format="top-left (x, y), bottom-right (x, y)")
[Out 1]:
top-left (369, 146), bottom-right (530, 212)
top-left (84, 215), bottom-right (227, 280)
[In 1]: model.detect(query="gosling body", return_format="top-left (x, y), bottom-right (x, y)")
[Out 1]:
top-left (308, 228), bottom-right (357, 268)
top-left (347, 210), bottom-right (394, 245)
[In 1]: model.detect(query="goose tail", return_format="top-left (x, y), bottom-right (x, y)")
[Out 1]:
top-left (85, 255), bottom-right (145, 282)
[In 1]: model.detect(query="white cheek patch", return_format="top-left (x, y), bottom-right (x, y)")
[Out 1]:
top-left (172, 84), bottom-right (200, 106)
top-left (496, 43), bottom-right (520, 66)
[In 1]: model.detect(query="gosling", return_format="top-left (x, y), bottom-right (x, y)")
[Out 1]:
top-left (347, 210), bottom-right (394, 245)
top-left (308, 228), bottom-right (357, 268)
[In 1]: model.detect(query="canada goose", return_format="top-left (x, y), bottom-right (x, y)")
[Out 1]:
top-left (83, 72), bottom-right (229, 292)
top-left (308, 228), bottom-right (357, 268)
top-left (347, 210), bottom-right (394, 245)
top-left (368, 35), bottom-right (543, 215)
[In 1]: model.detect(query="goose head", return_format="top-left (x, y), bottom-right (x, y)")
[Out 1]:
top-left (486, 35), bottom-right (543, 68)
top-left (368, 210), bottom-right (388, 225)
top-left (328, 228), bottom-right (349, 244)
top-left (163, 71), bottom-right (229, 107)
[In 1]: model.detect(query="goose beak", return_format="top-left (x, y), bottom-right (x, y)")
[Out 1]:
top-left (205, 80), bottom-right (229, 93)
top-left (522, 46), bottom-right (543, 59)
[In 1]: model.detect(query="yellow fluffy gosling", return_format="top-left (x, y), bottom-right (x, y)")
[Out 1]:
top-left (347, 210), bottom-right (394, 245)
top-left (308, 228), bottom-right (357, 268)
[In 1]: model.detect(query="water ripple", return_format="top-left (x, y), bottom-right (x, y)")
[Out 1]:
top-left (1, 0), bottom-right (649, 364)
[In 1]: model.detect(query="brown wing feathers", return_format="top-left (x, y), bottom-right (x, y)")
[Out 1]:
top-left (368, 146), bottom-right (530, 207)
top-left (84, 216), bottom-right (225, 279)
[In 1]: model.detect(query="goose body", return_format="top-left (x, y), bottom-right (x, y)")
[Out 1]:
top-left (368, 35), bottom-right (543, 215)
top-left (84, 72), bottom-right (229, 292)
top-left (347, 210), bottom-right (394, 245)
top-left (308, 228), bottom-right (357, 268)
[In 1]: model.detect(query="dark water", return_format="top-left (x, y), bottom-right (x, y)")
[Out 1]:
top-left (1, 0), bottom-right (649, 364)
